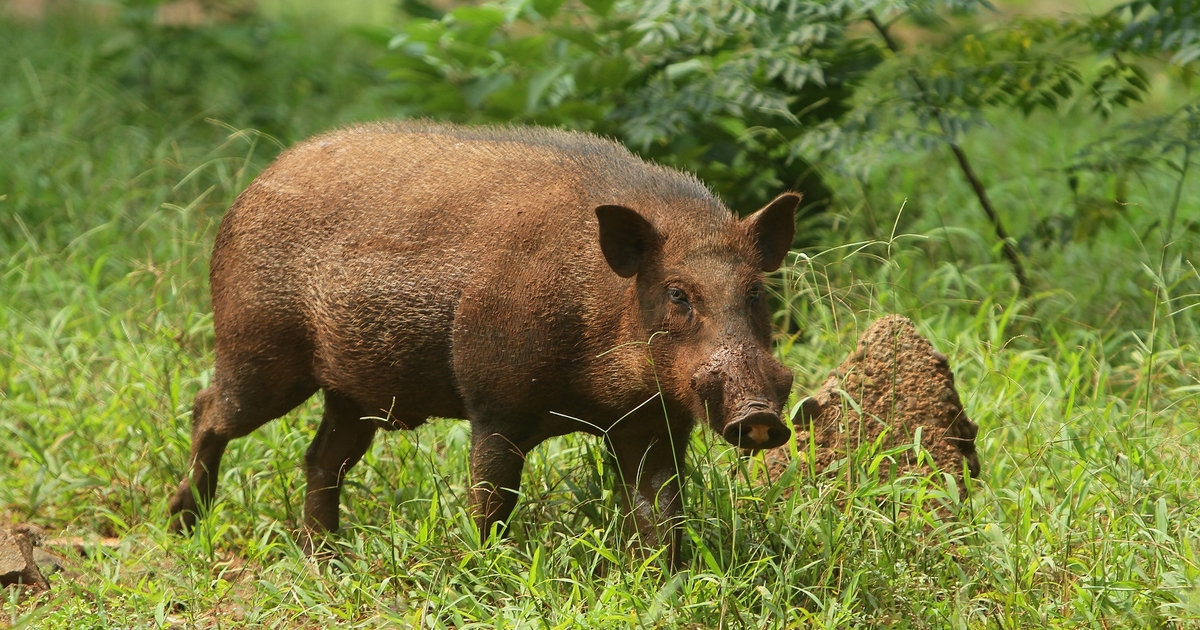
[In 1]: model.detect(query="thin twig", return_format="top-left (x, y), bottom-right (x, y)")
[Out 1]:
top-left (867, 11), bottom-right (1032, 299)
top-left (948, 143), bottom-right (1033, 297)
top-left (1164, 143), bottom-right (1190, 251)
top-left (1159, 143), bottom-right (1192, 345)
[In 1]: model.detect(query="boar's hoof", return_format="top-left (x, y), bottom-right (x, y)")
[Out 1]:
top-left (723, 410), bottom-right (790, 450)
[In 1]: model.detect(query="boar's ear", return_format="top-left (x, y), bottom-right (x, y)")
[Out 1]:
top-left (742, 192), bottom-right (801, 272)
top-left (596, 204), bottom-right (659, 278)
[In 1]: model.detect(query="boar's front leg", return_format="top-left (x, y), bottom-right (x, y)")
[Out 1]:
top-left (469, 422), bottom-right (546, 541)
top-left (607, 423), bottom-right (691, 568)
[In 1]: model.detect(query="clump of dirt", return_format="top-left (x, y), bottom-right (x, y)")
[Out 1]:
top-left (770, 315), bottom-right (980, 487)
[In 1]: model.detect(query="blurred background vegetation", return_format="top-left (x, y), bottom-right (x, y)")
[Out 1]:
top-left (2, 0), bottom-right (1199, 626)
top-left (4, 0), bottom-right (1198, 333)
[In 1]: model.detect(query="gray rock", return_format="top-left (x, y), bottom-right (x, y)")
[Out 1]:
top-left (0, 526), bottom-right (50, 593)
top-left (0, 528), bottom-right (29, 576)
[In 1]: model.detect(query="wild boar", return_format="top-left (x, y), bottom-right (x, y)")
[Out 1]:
top-left (168, 121), bottom-right (799, 564)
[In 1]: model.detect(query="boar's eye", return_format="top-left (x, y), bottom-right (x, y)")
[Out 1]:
top-left (667, 286), bottom-right (691, 308)
top-left (747, 284), bottom-right (764, 305)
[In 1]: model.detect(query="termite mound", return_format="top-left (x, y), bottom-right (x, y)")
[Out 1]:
top-left (770, 315), bottom-right (980, 487)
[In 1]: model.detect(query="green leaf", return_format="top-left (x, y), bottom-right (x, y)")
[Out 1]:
top-left (449, 5), bottom-right (507, 27)
top-left (400, 0), bottom-right (444, 20)
top-left (532, 0), bottom-right (568, 18)
top-left (462, 73), bottom-right (514, 108)
top-left (665, 58), bottom-right (706, 81)
top-left (590, 56), bottom-right (630, 89)
top-left (580, 0), bottom-right (616, 17)
top-left (549, 26), bottom-right (602, 53)
top-left (527, 63), bottom-right (567, 111)
top-left (501, 33), bottom-right (549, 65)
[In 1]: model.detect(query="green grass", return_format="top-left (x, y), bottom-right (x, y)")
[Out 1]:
top-left (2, 8), bottom-right (1199, 628)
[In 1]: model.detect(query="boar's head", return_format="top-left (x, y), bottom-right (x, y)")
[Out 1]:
top-left (596, 192), bottom-right (800, 450)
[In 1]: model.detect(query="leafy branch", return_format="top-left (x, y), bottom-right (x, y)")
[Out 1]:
top-left (381, 0), bottom-right (889, 229)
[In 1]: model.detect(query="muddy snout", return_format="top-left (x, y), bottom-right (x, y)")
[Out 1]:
top-left (722, 401), bottom-right (790, 450)
top-left (692, 342), bottom-right (794, 451)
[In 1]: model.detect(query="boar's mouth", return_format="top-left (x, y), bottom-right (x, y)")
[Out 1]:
top-left (721, 401), bottom-right (790, 450)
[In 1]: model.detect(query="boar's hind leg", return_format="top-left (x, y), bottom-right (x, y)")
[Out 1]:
top-left (607, 426), bottom-right (690, 568)
top-left (168, 370), bottom-right (317, 533)
top-left (304, 390), bottom-right (377, 535)
top-left (469, 424), bottom-right (546, 542)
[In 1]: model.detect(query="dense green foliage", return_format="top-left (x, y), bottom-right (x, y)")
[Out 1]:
top-left (1, 0), bottom-right (1198, 627)
top-left (380, 0), bottom-right (889, 224)
top-left (377, 0), bottom-right (1198, 299)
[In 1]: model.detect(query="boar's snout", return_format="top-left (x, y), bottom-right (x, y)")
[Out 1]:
top-left (722, 402), bottom-right (790, 450)
top-left (691, 342), bottom-right (793, 451)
